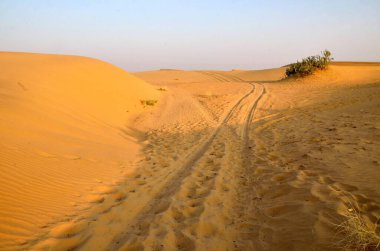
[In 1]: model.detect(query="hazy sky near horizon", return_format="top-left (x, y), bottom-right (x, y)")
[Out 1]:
top-left (1, 0), bottom-right (379, 71)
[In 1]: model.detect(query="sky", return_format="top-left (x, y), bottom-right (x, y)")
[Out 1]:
top-left (0, 0), bottom-right (379, 71)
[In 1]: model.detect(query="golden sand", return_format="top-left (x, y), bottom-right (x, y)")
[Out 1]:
top-left (1, 52), bottom-right (379, 250)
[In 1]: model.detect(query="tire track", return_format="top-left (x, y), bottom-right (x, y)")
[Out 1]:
top-left (140, 82), bottom-right (267, 250)
top-left (238, 84), bottom-right (266, 242)
top-left (136, 83), bottom-right (266, 250)
top-left (243, 84), bottom-right (266, 142)
top-left (196, 71), bottom-right (231, 83)
top-left (213, 72), bottom-right (246, 83)
top-left (108, 82), bottom-right (256, 250)
top-left (196, 70), bottom-right (248, 84)
top-left (186, 82), bottom-right (267, 250)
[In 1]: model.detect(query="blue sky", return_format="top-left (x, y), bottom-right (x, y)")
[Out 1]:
top-left (1, 0), bottom-right (379, 71)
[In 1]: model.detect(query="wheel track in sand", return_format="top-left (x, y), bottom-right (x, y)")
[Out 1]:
top-left (108, 79), bottom-right (258, 250)
top-left (196, 71), bottom-right (231, 83)
top-left (182, 83), bottom-right (267, 250)
top-left (196, 71), bottom-right (247, 83)
top-left (231, 83), bottom-right (267, 250)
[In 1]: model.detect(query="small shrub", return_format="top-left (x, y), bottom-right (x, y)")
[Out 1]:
top-left (335, 207), bottom-right (380, 251)
top-left (157, 87), bottom-right (167, 91)
top-left (140, 100), bottom-right (158, 107)
top-left (286, 50), bottom-right (333, 78)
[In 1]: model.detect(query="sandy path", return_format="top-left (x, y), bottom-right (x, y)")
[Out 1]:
top-left (108, 82), bottom-right (266, 250)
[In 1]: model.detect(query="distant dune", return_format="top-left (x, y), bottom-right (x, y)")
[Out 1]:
top-left (0, 52), bottom-right (158, 249)
top-left (331, 61), bottom-right (380, 66)
top-left (135, 67), bottom-right (286, 84)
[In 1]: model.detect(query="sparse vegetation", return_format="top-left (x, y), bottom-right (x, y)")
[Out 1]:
top-left (140, 99), bottom-right (158, 107)
top-left (335, 207), bottom-right (380, 251)
top-left (157, 87), bottom-right (167, 91)
top-left (286, 50), bottom-right (333, 78)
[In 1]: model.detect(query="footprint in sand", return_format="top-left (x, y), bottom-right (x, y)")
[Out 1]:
top-left (163, 230), bottom-right (195, 251)
top-left (33, 236), bottom-right (83, 251)
top-left (170, 206), bottom-right (185, 223)
top-left (85, 194), bottom-right (105, 203)
top-left (154, 199), bottom-right (171, 215)
top-left (36, 151), bottom-right (57, 158)
top-left (49, 221), bottom-right (87, 238)
top-left (95, 185), bottom-right (117, 194)
top-left (264, 203), bottom-right (303, 218)
top-left (62, 154), bottom-right (81, 160)
top-left (111, 191), bottom-right (127, 202)
top-left (197, 221), bottom-right (218, 237)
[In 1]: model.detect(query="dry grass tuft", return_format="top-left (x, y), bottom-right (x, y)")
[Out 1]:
top-left (335, 206), bottom-right (380, 251)
top-left (140, 99), bottom-right (158, 107)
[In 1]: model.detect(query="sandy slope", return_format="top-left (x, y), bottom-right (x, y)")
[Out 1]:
top-left (1, 57), bottom-right (380, 250)
top-left (0, 52), bottom-right (158, 249)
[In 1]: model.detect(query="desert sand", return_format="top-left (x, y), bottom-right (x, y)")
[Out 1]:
top-left (0, 52), bottom-right (159, 249)
top-left (0, 53), bottom-right (379, 250)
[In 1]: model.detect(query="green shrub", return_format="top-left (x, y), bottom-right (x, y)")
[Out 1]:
top-left (286, 50), bottom-right (333, 78)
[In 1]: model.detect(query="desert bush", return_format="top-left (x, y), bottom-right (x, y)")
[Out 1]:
top-left (335, 207), bottom-right (380, 251)
top-left (286, 50), bottom-right (333, 77)
top-left (140, 99), bottom-right (158, 106)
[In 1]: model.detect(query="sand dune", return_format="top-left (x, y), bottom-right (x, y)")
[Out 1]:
top-left (1, 57), bottom-right (379, 250)
top-left (0, 52), bottom-right (158, 249)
